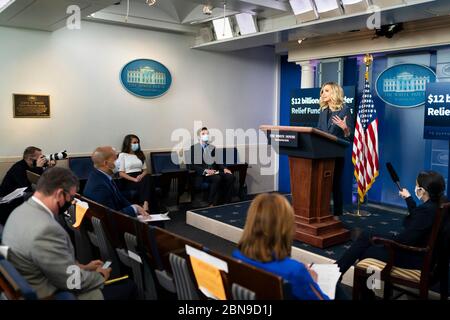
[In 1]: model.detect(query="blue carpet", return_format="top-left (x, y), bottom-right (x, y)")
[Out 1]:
top-left (190, 195), bottom-right (407, 261)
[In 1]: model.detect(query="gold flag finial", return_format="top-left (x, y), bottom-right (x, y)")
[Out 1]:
top-left (363, 53), bottom-right (373, 81)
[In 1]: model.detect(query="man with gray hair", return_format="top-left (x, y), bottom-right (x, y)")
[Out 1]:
top-left (2, 167), bottom-right (108, 299)
top-left (83, 146), bottom-right (148, 217)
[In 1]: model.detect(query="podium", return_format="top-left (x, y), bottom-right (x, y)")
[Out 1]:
top-left (260, 125), bottom-right (350, 248)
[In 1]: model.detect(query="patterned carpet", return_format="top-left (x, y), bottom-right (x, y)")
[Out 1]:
top-left (190, 195), bottom-right (408, 261)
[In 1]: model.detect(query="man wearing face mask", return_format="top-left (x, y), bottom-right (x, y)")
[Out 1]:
top-left (0, 146), bottom-right (56, 225)
top-left (334, 171), bottom-right (447, 288)
top-left (83, 146), bottom-right (148, 218)
top-left (189, 127), bottom-right (235, 207)
top-left (1, 167), bottom-right (119, 299)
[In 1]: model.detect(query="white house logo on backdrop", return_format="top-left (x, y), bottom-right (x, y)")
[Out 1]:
top-left (375, 64), bottom-right (436, 108)
top-left (120, 59), bottom-right (172, 98)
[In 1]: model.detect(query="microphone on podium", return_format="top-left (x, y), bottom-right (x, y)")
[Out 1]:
top-left (386, 162), bottom-right (402, 191)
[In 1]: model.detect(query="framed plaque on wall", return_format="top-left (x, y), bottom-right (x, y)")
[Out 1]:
top-left (13, 94), bottom-right (50, 118)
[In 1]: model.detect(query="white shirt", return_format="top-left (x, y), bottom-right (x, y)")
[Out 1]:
top-left (32, 196), bottom-right (55, 220)
top-left (116, 153), bottom-right (147, 174)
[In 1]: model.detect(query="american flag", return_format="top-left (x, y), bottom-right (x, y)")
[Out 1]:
top-left (352, 77), bottom-right (379, 203)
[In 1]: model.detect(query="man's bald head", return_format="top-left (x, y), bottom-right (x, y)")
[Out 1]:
top-left (92, 146), bottom-right (116, 170)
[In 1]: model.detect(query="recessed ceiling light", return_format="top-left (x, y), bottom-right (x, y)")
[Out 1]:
top-left (146, 0), bottom-right (156, 6)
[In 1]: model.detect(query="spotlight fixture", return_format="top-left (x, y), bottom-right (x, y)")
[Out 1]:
top-left (145, 0), bottom-right (156, 6)
top-left (203, 4), bottom-right (213, 15)
top-left (374, 23), bottom-right (403, 39)
top-left (297, 38), bottom-right (306, 44)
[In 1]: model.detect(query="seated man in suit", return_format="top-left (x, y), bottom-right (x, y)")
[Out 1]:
top-left (83, 146), bottom-right (148, 218)
top-left (0, 146), bottom-right (56, 225)
top-left (1, 167), bottom-right (136, 300)
top-left (189, 127), bottom-right (234, 206)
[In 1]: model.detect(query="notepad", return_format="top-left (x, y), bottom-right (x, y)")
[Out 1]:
top-left (0, 187), bottom-right (27, 204)
top-left (137, 214), bottom-right (171, 222)
top-left (310, 264), bottom-right (342, 300)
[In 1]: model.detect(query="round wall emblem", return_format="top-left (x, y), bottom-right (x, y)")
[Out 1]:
top-left (375, 63), bottom-right (436, 108)
top-left (120, 59), bottom-right (172, 98)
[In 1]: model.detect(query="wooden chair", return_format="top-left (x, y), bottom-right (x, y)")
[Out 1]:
top-left (353, 202), bottom-right (450, 300)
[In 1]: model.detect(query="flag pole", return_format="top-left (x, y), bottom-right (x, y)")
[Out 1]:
top-left (348, 53), bottom-right (373, 217)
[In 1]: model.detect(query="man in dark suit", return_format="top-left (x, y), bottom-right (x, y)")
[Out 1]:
top-left (189, 127), bottom-right (234, 206)
top-left (83, 146), bottom-right (148, 217)
top-left (0, 146), bottom-right (55, 225)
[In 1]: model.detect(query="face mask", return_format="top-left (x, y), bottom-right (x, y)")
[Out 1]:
top-left (201, 134), bottom-right (209, 142)
top-left (58, 192), bottom-right (73, 215)
top-left (415, 186), bottom-right (423, 201)
top-left (107, 160), bottom-right (118, 175)
top-left (131, 143), bottom-right (140, 152)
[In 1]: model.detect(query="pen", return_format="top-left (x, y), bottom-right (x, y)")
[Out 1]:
top-left (309, 263), bottom-right (314, 268)
top-left (105, 274), bottom-right (129, 285)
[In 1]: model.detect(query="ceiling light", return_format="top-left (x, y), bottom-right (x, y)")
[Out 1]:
top-left (0, 0), bottom-right (15, 13)
top-left (145, 0), bottom-right (156, 6)
top-left (289, 0), bottom-right (318, 23)
top-left (203, 4), bottom-right (213, 15)
top-left (298, 38), bottom-right (306, 44)
top-left (235, 13), bottom-right (258, 35)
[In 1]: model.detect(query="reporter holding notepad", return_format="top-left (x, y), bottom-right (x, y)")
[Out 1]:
top-left (232, 193), bottom-right (330, 300)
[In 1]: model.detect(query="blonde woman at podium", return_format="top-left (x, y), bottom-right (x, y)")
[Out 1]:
top-left (317, 82), bottom-right (354, 216)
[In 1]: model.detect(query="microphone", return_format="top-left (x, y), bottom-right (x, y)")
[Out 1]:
top-left (386, 162), bottom-right (402, 191)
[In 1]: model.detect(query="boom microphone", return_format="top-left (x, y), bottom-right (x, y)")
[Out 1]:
top-left (386, 162), bottom-right (402, 191)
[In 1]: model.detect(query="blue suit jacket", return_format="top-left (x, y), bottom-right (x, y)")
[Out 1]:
top-left (83, 169), bottom-right (136, 217)
top-left (317, 105), bottom-right (354, 142)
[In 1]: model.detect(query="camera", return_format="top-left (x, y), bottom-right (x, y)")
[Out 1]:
top-left (45, 150), bottom-right (68, 161)
top-left (32, 150), bottom-right (68, 167)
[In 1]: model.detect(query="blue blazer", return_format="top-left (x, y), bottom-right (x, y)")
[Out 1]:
top-left (83, 169), bottom-right (136, 217)
top-left (317, 105), bottom-right (354, 142)
top-left (232, 250), bottom-right (329, 300)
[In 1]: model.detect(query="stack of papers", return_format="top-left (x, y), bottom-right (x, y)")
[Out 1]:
top-left (138, 214), bottom-right (171, 222)
top-left (310, 264), bottom-right (342, 300)
top-left (0, 187), bottom-right (28, 204)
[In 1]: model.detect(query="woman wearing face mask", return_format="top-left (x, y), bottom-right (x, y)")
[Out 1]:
top-left (317, 82), bottom-right (354, 216)
top-left (335, 170), bottom-right (447, 279)
top-left (117, 134), bottom-right (166, 214)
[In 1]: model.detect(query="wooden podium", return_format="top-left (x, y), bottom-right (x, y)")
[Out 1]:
top-left (260, 125), bottom-right (350, 248)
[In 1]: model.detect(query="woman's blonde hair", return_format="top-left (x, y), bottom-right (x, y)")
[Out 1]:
top-left (319, 82), bottom-right (344, 111)
top-left (238, 193), bottom-right (295, 262)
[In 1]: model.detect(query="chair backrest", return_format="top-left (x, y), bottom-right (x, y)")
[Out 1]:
top-left (76, 196), bottom-right (122, 278)
top-left (231, 283), bottom-right (256, 300)
top-left (422, 202), bottom-right (450, 274)
top-left (169, 253), bottom-right (200, 300)
top-left (68, 156), bottom-right (95, 180)
top-left (151, 227), bottom-right (203, 272)
top-left (26, 170), bottom-right (40, 186)
top-left (203, 249), bottom-right (285, 300)
top-left (68, 157), bottom-right (95, 193)
top-left (0, 254), bottom-right (38, 300)
top-left (150, 151), bottom-right (180, 174)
